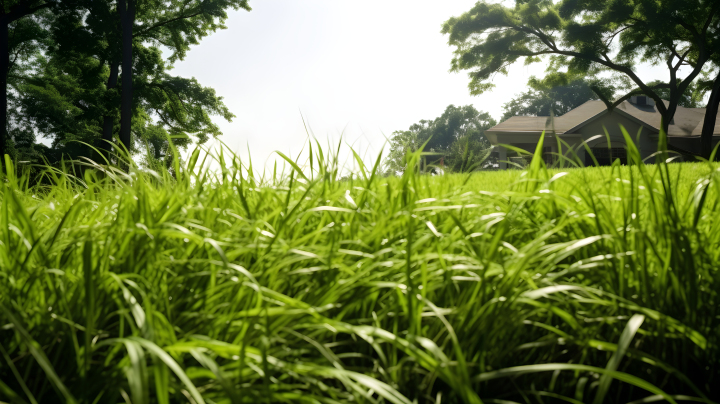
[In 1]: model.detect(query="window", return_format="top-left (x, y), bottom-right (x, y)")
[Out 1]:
top-left (636, 96), bottom-right (647, 105)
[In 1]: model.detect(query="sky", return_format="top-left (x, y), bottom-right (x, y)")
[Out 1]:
top-left (170, 0), bottom-right (674, 171)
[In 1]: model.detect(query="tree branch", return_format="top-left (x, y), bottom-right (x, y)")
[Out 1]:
top-left (702, 2), bottom-right (720, 33)
top-left (136, 10), bottom-right (203, 37)
top-left (157, 112), bottom-right (187, 133)
top-left (150, 82), bottom-right (191, 113)
top-left (503, 22), bottom-right (669, 111)
top-left (673, 48), bottom-right (690, 71)
top-left (7, 0), bottom-right (51, 22)
top-left (603, 25), bottom-right (633, 49)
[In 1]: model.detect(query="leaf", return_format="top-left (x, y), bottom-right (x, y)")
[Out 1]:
top-left (275, 151), bottom-right (309, 181)
top-left (476, 363), bottom-right (676, 404)
top-left (593, 314), bottom-right (645, 404)
top-left (0, 304), bottom-right (78, 404)
top-left (125, 337), bottom-right (206, 404)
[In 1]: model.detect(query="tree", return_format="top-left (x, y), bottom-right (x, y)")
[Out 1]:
top-left (649, 80), bottom-right (707, 109)
top-left (384, 129), bottom-right (419, 175)
top-left (116, 0), bottom-right (251, 153)
top-left (442, 0), bottom-right (720, 143)
top-left (619, 0), bottom-right (720, 157)
top-left (384, 105), bottom-right (496, 174)
top-left (0, 0), bottom-right (55, 160)
top-left (444, 130), bottom-right (494, 172)
top-left (697, 59), bottom-right (720, 158)
top-left (501, 77), bottom-right (600, 122)
top-left (118, 0), bottom-right (133, 151)
top-left (15, 0), bottom-right (242, 166)
top-left (17, 50), bottom-right (105, 161)
top-left (19, 33), bottom-right (234, 166)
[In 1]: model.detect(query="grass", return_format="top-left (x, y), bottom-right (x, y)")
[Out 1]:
top-left (0, 134), bottom-right (719, 404)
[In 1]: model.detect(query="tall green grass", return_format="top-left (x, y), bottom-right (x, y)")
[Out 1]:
top-left (0, 133), bottom-right (719, 403)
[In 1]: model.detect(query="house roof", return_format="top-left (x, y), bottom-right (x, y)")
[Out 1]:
top-left (486, 100), bottom-right (720, 138)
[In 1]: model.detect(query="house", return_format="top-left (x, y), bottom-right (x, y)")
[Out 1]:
top-left (485, 96), bottom-right (720, 169)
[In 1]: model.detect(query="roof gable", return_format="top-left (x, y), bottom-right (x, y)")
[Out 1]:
top-left (562, 103), bottom-right (659, 135)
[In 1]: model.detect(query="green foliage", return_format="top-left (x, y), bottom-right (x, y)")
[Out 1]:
top-left (136, 0), bottom-right (251, 61)
top-left (384, 129), bottom-right (419, 174)
top-left (649, 79), bottom-right (708, 108)
top-left (4, 0), bottom-right (246, 166)
top-left (0, 137), bottom-right (719, 402)
top-left (385, 105), bottom-right (496, 174)
top-left (444, 131), bottom-right (493, 173)
top-left (442, 1), bottom-right (564, 96)
top-left (4, 10), bottom-right (54, 160)
top-left (18, 51), bottom-right (105, 159)
top-left (501, 77), bottom-right (601, 121)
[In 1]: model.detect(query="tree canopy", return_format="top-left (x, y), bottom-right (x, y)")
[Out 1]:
top-left (501, 76), bottom-right (706, 123)
top-left (0, 1), bottom-right (56, 159)
top-left (0, 0), bottom-right (250, 170)
top-left (384, 105), bottom-right (496, 174)
top-left (501, 78), bottom-right (599, 122)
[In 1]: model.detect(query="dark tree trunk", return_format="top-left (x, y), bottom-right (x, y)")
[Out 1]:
top-left (98, 61), bottom-right (119, 160)
top-left (0, 1), bottom-right (53, 167)
top-left (662, 104), bottom-right (676, 137)
top-left (701, 72), bottom-right (720, 160)
top-left (0, 18), bottom-right (8, 162)
top-left (118, 0), bottom-right (135, 153)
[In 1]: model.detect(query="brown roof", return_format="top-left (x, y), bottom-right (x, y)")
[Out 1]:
top-left (692, 112), bottom-right (720, 136)
top-left (487, 100), bottom-right (720, 138)
top-left (488, 116), bottom-right (550, 132)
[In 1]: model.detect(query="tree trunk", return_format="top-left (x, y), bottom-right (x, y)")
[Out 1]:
top-left (701, 72), bottom-right (720, 160)
top-left (0, 18), bottom-right (8, 162)
top-left (118, 0), bottom-right (135, 153)
top-left (661, 104), bottom-right (676, 137)
top-left (97, 61), bottom-right (120, 161)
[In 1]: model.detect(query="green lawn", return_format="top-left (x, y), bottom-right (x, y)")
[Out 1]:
top-left (1, 147), bottom-right (719, 403)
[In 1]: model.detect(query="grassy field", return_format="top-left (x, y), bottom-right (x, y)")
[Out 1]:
top-left (1, 140), bottom-right (719, 404)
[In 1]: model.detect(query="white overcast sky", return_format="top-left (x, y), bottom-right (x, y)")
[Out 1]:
top-left (170, 0), bottom-right (672, 170)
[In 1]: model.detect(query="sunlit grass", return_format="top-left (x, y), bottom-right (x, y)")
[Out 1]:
top-left (0, 135), bottom-right (719, 403)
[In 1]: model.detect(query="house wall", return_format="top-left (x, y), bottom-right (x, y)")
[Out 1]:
top-left (491, 135), bottom-right (578, 169)
top-left (668, 138), bottom-right (701, 154)
top-left (667, 137), bottom-right (720, 156)
top-left (495, 146), bottom-right (507, 169)
top-left (490, 109), bottom-right (720, 170)
top-left (573, 111), bottom-right (658, 162)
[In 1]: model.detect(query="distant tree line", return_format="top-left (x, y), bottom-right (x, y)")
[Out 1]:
top-left (384, 105), bottom-right (496, 174)
top-left (1, 0), bottom-right (250, 171)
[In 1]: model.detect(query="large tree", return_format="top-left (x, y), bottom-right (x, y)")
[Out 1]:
top-left (697, 59), bottom-right (720, 158)
top-left (613, 0), bottom-right (720, 157)
top-left (0, 0), bottom-right (55, 160)
top-left (116, 0), bottom-right (251, 153)
top-left (384, 105), bottom-right (496, 174)
top-left (19, 34), bottom-right (234, 167)
top-left (14, 0), bottom-right (245, 166)
top-left (442, 0), bottom-right (720, 151)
